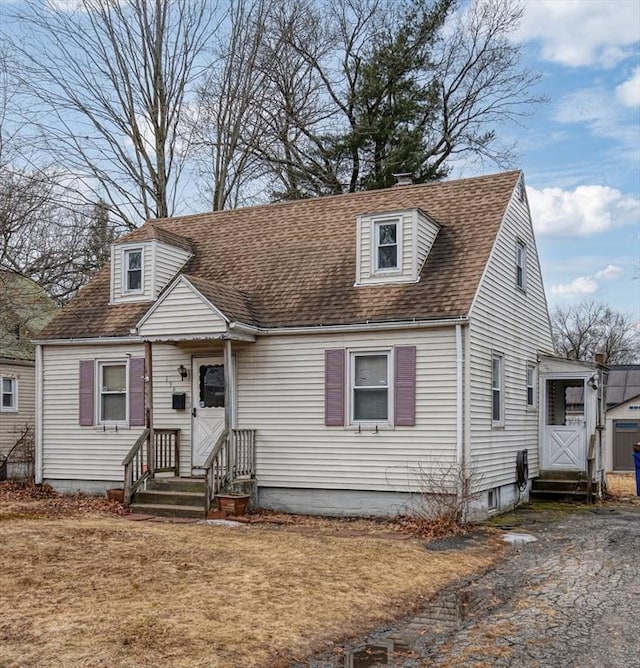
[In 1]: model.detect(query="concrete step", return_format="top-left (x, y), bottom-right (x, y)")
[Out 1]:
top-left (537, 470), bottom-right (586, 481)
top-left (532, 479), bottom-right (594, 493)
top-left (147, 477), bottom-right (205, 493)
top-left (129, 502), bottom-right (204, 519)
top-left (133, 489), bottom-right (204, 508)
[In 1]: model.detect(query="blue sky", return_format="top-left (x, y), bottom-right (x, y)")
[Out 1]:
top-left (504, 0), bottom-right (639, 318)
top-left (0, 0), bottom-right (638, 319)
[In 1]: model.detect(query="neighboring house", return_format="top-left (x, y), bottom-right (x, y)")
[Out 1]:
top-left (0, 271), bottom-right (57, 475)
top-left (36, 171), bottom-right (565, 517)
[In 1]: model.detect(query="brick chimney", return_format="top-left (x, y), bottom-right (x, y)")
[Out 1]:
top-left (393, 173), bottom-right (414, 186)
top-left (594, 352), bottom-right (605, 365)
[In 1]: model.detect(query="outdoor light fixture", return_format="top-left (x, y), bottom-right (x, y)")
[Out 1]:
top-left (587, 374), bottom-right (598, 391)
top-left (178, 364), bottom-right (188, 381)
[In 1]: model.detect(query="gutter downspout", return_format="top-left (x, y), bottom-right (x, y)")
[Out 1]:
top-left (35, 345), bottom-right (43, 484)
top-left (455, 324), bottom-right (464, 509)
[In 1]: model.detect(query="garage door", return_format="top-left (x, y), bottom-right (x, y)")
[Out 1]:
top-left (613, 421), bottom-right (640, 471)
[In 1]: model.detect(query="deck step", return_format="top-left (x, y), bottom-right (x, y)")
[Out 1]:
top-left (133, 490), bottom-right (204, 508)
top-left (531, 477), bottom-right (600, 500)
top-left (147, 477), bottom-right (205, 493)
top-left (129, 502), bottom-right (204, 519)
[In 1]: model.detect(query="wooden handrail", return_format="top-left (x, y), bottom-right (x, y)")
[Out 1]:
top-left (203, 429), bottom-right (230, 515)
top-left (122, 429), bottom-right (150, 507)
top-left (122, 429), bottom-right (150, 467)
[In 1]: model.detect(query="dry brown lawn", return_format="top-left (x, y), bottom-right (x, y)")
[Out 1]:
top-left (607, 472), bottom-right (638, 499)
top-left (0, 490), bottom-right (502, 668)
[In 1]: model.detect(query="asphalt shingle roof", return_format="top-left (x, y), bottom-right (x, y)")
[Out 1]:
top-left (39, 170), bottom-right (521, 340)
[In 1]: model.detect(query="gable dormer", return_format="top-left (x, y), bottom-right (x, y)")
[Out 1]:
top-left (110, 225), bottom-right (193, 304)
top-left (355, 208), bottom-right (440, 286)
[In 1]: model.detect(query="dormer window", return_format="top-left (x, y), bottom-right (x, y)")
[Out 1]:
top-left (374, 219), bottom-right (400, 272)
top-left (124, 248), bottom-right (143, 293)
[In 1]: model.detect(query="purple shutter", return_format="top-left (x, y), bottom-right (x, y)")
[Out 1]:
top-left (129, 357), bottom-right (146, 427)
top-left (394, 346), bottom-right (416, 427)
top-left (325, 349), bottom-right (345, 426)
top-left (79, 360), bottom-right (94, 426)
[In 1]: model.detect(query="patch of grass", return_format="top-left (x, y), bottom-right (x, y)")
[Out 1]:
top-left (0, 504), bottom-right (503, 667)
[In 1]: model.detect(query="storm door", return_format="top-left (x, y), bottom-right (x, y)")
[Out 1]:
top-left (191, 357), bottom-right (226, 471)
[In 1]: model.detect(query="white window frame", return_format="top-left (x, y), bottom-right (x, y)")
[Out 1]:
top-left (526, 363), bottom-right (536, 409)
top-left (373, 218), bottom-right (402, 273)
top-left (0, 376), bottom-right (18, 412)
top-left (492, 353), bottom-right (504, 427)
top-left (97, 361), bottom-right (129, 425)
top-left (516, 241), bottom-right (526, 291)
top-left (349, 349), bottom-right (393, 426)
top-left (123, 247), bottom-right (144, 294)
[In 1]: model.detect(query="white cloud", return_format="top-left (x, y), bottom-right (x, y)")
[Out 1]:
top-left (616, 66), bottom-right (640, 107)
top-left (528, 184), bottom-right (640, 237)
top-left (551, 277), bottom-right (598, 298)
top-left (551, 264), bottom-right (624, 298)
top-left (517, 0), bottom-right (640, 68)
top-left (594, 264), bottom-right (624, 280)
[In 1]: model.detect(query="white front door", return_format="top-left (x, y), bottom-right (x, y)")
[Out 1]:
top-left (192, 356), bottom-right (226, 471)
top-left (541, 378), bottom-right (586, 470)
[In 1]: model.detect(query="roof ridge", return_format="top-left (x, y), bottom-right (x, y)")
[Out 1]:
top-left (149, 170), bottom-right (522, 226)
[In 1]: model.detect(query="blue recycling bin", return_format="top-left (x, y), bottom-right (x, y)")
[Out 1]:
top-left (635, 450), bottom-right (640, 496)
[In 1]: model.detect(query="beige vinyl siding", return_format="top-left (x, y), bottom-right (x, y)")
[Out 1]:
top-left (236, 328), bottom-right (458, 492)
top-left (606, 398), bottom-right (640, 471)
top-left (0, 361), bottom-right (35, 453)
top-left (41, 344), bottom-right (146, 481)
top-left (468, 191), bottom-right (553, 489)
top-left (146, 344), bottom-right (193, 476)
top-left (137, 280), bottom-right (227, 338)
top-left (416, 211), bottom-right (440, 271)
top-left (153, 241), bottom-right (191, 298)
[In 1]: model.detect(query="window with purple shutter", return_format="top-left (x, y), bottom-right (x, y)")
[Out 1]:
top-left (394, 346), bottom-right (416, 426)
top-left (79, 360), bottom-right (95, 426)
top-left (325, 349), bottom-right (345, 426)
top-left (129, 357), bottom-right (146, 427)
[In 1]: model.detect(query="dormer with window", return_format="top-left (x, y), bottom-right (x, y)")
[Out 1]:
top-left (355, 209), bottom-right (440, 286)
top-left (110, 226), bottom-right (193, 304)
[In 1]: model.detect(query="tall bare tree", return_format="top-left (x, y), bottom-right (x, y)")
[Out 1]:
top-left (9, 0), bottom-right (219, 228)
top-left (191, 0), bottom-right (274, 211)
top-left (551, 300), bottom-right (640, 365)
top-left (197, 0), bottom-right (544, 200)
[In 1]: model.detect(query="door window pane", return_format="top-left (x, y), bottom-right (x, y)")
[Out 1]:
top-left (200, 364), bottom-right (225, 408)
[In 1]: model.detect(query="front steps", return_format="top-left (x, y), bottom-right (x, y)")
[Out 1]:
top-left (130, 477), bottom-right (206, 519)
top-left (531, 470), bottom-right (600, 501)
top-left (129, 476), bottom-right (258, 519)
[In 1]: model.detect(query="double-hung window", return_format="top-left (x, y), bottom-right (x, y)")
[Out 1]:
top-left (1, 376), bottom-right (17, 412)
top-left (351, 352), bottom-right (390, 422)
top-left (492, 353), bottom-right (504, 425)
top-left (516, 241), bottom-right (526, 290)
top-left (124, 248), bottom-right (143, 293)
top-left (99, 362), bottom-right (127, 423)
top-left (374, 220), bottom-right (399, 271)
top-left (526, 363), bottom-right (536, 408)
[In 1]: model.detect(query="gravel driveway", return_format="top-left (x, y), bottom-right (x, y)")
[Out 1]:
top-left (301, 502), bottom-right (640, 668)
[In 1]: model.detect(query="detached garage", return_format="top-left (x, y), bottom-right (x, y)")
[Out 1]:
top-left (605, 365), bottom-right (640, 472)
